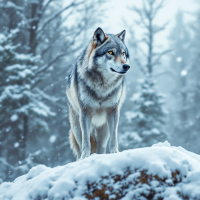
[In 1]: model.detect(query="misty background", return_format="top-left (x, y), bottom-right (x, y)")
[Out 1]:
top-left (0, 0), bottom-right (200, 182)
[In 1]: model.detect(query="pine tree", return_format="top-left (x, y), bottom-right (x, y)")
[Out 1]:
top-left (122, 76), bottom-right (167, 149)
top-left (167, 8), bottom-right (200, 154)
top-left (0, 0), bottom-right (107, 181)
top-left (0, 29), bottom-right (55, 181)
top-left (168, 10), bottom-right (191, 149)
top-left (120, 0), bottom-right (168, 150)
top-left (185, 8), bottom-right (200, 153)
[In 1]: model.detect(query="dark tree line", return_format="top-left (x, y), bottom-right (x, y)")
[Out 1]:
top-left (1, 0), bottom-right (200, 184)
top-left (0, 0), bottom-right (105, 182)
top-left (168, 5), bottom-right (200, 153)
top-left (120, 0), bottom-right (168, 150)
top-left (119, 0), bottom-right (200, 153)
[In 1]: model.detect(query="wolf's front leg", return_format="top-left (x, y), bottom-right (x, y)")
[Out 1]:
top-left (108, 109), bottom-right (119, 154)
top-left (96, 124), bottom-right (109, 154)
top-left (79, 110), bottom-right (91, 159)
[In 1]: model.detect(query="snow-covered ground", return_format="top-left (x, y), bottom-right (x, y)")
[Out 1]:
top-left (1, 141), bottom-right (200, 200)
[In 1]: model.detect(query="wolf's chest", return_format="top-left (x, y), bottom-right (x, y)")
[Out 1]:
top-left (91, 111), bottom-right (107, 127)
top-left (79, 81), bottom-right (122, 107)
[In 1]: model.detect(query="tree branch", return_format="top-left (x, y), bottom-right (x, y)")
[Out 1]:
top-left (134, 57), bottom-right (146, 75)
top-left (154, 70), bottom-right (173, 78)
top-left (0, 158), bottom-right (18, 170)
top-left (40, 0), bottom-right (53, 18)
top-left (152, 49), bottom-right (172, 67)
top-left (37, 1), bottom-right (84, 34)
top-left (152, 0), bottom-right (165, 19)
top-left (36, 53), bottom-right (67, 75)
top-left (153, 21), bottom-right (168, 34)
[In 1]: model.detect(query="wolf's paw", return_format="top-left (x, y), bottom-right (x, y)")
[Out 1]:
top-left (79, 153), bottom-right (90, 160)
top-left (109, 148), bottom-right (119, 154)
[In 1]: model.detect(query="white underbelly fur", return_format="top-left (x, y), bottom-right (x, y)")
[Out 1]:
top-left (91, 111), bottom-right (106, 127)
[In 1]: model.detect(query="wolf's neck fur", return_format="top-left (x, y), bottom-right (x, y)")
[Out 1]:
top-left (77, 41), bottom-right (125, 98)
top-left (77, 65), bottom-right (124, 101)
top-left (89, 66), bottom-right (123, 87)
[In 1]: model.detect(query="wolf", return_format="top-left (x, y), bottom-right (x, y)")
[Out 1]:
top-left (66, 27), bottom-right (130, 160)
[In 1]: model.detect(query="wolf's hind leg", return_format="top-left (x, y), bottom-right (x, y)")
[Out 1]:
top-left (108, 109), bottom-right (119, 154)
top-left (69, 106), bottom-right (82, 160)
top-left (69, 129), bottom-right (80, 160)
top-left (80, 111), bottom-right (91, 159)
top-left (96, 123), bottom-right (109, 154)
top-left (90, 129), bottom-right (97, 154)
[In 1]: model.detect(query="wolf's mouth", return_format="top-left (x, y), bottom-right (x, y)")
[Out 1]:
top-left (110, 68), bottom-right (126, 74)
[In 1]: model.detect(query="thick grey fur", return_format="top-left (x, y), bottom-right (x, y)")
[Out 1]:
top-left (66, 28), bottom-right (130, 160)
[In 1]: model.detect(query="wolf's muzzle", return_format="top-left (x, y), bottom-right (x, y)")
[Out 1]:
top-left (111, 64), bottom-right (130, 75)
top-left (123, 64), bottom-right (130, 70)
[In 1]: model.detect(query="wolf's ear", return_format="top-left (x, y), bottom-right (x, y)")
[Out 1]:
top-left (116, 30), bottom-right (126, 43)
top-left (93, 27), bottom-right (107, 47)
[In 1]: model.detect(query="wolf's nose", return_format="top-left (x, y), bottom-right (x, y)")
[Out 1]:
top-left (123, 64), bottom-right (130, 70)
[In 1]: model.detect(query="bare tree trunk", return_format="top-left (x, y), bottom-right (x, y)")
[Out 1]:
top-left (132, 0), bottom-right (168, 76)
top-left (29, 1), bottom-right (41, 55)
top-left (8, 0), bottom-right (24, 30)
top-left (20, 115), bottom-right (28, 160)
top-left (148, 17), bottom-right (153, 75)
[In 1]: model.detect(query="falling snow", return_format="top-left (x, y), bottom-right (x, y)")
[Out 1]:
top-left (181, 69), bottom-right (188, 76)
top-left (10, 114), bottom-right (18, 122)
top-left (176, 57), bottom-right (182, 62)
top-left (49, 135), bottom-right (57, 143)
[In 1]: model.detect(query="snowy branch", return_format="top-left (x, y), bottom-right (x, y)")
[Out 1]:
top-left (0, 158), bottom-right (18, 170)
top-left (151, 49), bottom-right (172, 67)
top-left (154, 70), bottom-right (173, 78)
top-left (40, 0), bottom-right (54, 18)
top-left (37, 1), bottom-right (84, 34)
top-left (134, 57), bottom-right (146, 75)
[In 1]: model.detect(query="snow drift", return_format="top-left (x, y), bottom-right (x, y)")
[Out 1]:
top-left (1, 141), bottom-right (200, 200)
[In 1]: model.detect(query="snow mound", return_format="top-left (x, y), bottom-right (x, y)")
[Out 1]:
top-left (1, 141), bottom-right (200, 200)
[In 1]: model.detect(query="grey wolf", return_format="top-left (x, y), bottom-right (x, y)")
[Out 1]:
top-left (66, 27), bottom-right (130, 160)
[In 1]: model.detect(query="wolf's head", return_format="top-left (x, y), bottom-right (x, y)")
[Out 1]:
top-left (87, 27), bottom-right (130, 75)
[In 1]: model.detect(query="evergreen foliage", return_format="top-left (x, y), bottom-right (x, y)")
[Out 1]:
top-left (0, 29), bottom-right (54, 181)
top-left (186, 9), bottom-right (200, 152)
top-left (120, 0), bottom-right (168, 150)
top-left (0, 0), bottom-right (106, 182)
top-left (167, 10), bottom-right (191, 149)
top-left (121, 76), bottom-right (167, 149)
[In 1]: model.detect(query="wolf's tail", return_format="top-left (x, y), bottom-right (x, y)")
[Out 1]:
top-left (90, 129), bottom-right (97, 154)
top-left (69, 129), bottom-right (79, 160)
top-left (69, 129), bottom-right (98, 159)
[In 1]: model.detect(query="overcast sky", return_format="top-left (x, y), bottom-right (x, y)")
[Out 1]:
top-left (99, 0), bottom-right (198, 49)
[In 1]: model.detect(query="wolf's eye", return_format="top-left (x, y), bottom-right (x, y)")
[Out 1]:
top-left (122, 52), bottom-right (125, 56)
top-left (108, 51), bottom-right (113, 55)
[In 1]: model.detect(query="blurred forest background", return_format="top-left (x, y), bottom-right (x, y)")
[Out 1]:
top-left (0, 0), bottom-right (200, 182)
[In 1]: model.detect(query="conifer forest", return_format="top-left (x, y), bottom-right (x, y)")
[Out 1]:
top-left (0, 0), bottom-right (200, 183)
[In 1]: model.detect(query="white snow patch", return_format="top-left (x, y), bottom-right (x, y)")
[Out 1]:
top-left (125, 111), bottom-right (144, 122)
top-left (1, 141), bottom-right (200, 199)
top-left (151, 128), bottom-right (160, 134)
top-left (49, 135), bottom-right (57, 143)
top-left (0, 34), bottom-right (6, 43)
top-left (120, 131), bottom-right (142, 147)
top-left (130, 93), bottom-right (140, 101)
top-left (26, 165), bottom-right (50, 180)
top-left (152, 140), bottom-right (171, 147)
top-left (14, 142), bottom-right (19, 148)
top-left (181, 69), bottom-right (187, 77)
top-left (142, 128), bottom-right (161, 136)
top-left (10, 114), bottom-right (18, 122)
top-left (176, 57), bottom-right (182, 62)
top-left (0, 46), bottom-right (4, 52)
top-left (144, 100), bottom-right (154, 106)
